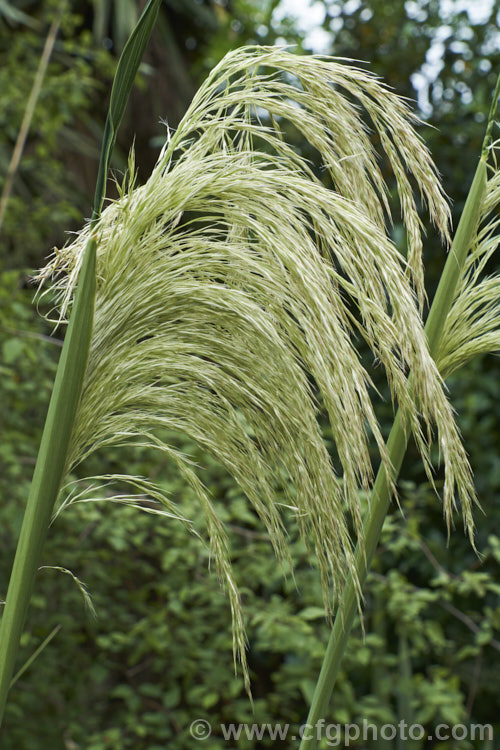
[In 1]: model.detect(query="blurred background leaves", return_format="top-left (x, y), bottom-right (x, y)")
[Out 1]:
top-left (0, 1), bottom-right (499, 747)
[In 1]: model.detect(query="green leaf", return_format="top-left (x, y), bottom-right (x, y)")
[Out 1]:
top-left (299, 607), bottom-right (327, 621)
top-left (92, 0), bottom-right (161, 221)
top-left (2, 338), bottom-right (24, 364)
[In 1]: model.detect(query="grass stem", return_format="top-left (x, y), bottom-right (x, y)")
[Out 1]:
top-left (0, 1), bottom-right (65, 235)
top-left (298, 152), bottom-right (488, 749)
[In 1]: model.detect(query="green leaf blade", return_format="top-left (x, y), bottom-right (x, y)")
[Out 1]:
top-left (92, 0), bottom-right (162, 221)
top-left (0, 238), bottom-right (96, 721)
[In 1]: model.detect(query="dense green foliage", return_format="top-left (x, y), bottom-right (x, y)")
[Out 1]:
top-left (1, 1), bottom-right (499, 748)
top-left (0, 3), bottom-right (113, 269)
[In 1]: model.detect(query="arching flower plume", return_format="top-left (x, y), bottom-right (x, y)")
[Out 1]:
top-left (437, 156), bottom-right (500, 378)
top-left (38, 46), bottom-right (477, 687)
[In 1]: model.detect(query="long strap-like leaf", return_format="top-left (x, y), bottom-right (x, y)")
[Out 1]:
top-left (0, 0), bottom-right (161, 726)
top-left (92, 0), bottom-right (161, 223)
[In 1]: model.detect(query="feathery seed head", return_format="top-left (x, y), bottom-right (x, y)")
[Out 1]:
top-left (38, 46), bottom-right (475, 688)
top-left (438, 160), bottom-right (500, 379)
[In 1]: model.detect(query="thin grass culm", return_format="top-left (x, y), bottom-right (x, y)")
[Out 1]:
top-left (35, 46), bottom-right (481, 692)
top-left (298, 73), bottom-right (500, 748)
